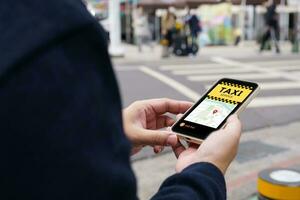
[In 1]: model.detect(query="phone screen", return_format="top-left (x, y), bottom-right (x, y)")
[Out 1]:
top-left (172, 78), bottom-right (259, 140)
top-left (184, 96), bottom-right (238, 129)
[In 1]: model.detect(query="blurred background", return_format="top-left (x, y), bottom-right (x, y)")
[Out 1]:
top-left (86, 0), bottom-right (300, 199)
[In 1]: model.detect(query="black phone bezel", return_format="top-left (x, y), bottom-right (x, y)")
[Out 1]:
top-left (172, 78), bottom-right (259, 140)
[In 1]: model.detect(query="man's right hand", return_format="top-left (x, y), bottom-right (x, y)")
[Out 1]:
top-left (173, 114), bottom-right (242, 174)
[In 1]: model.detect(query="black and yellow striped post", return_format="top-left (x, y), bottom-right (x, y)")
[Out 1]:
top-left (257, 168), bottom-right (300, 200)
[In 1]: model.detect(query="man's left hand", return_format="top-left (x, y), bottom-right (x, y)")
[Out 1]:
top-left (123, 98), bottom-right (193, 155)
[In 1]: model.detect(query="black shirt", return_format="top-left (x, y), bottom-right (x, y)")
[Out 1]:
top-left (1, 0), bottom-right (226, 199)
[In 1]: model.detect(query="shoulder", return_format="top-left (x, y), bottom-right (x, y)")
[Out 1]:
top-left (0, 0), bottom-right (97, 75)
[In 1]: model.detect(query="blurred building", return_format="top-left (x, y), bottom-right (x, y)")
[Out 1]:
top-left (137, 0), bottom-right (300, 45)
top-left (84, 0), bottom-right (300, 47)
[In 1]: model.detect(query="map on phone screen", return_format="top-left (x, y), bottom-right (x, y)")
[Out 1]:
top-left (184, 81), bottom-right (254, 129)
top-left (185, 97), bottom-right (237, 128)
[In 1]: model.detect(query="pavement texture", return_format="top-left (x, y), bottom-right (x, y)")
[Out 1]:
top-left (132, 122), bottom-right (300, 200)
top-left (112, 41), bottom-right (300, 199)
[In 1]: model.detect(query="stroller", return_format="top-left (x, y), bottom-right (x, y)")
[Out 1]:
top-left (172, 22), bottom-right (199, 56)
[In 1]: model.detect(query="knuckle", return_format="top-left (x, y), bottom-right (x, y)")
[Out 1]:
top-left (153, 134), bottom-right (165, 145)
top-left (131, 101), bottom-right (145, 109)
top-left (132, 100), bottom-right (142, 106)
top-left (161, 97), bottom-right (170, 102)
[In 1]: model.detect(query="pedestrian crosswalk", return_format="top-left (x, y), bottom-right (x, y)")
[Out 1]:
top-left (140, 66), bottom-right (201, 101)
top-left (158, 57), bottom-right (300, 108)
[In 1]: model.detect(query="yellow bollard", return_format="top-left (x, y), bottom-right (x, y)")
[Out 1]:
top-left (257, 168), bottom-right (300, 200)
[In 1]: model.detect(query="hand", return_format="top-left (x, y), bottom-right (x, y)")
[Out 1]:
top-left (173, 114), bottom-right (242, 174)
top-left (123, 98), bottom-right (193, 155)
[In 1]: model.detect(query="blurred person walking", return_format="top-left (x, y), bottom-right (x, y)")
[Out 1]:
top-left (260, 0), bottom-right (281, 53)
top-left (161, 9), bottom-right (176, 57)
top-left (186, 10), bottom-right (202, 44)
top-left (133, 6), bottom-right (152, 52)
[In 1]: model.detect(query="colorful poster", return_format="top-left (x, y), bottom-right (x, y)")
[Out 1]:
top-left (198, 3), bottom-right (233, 45)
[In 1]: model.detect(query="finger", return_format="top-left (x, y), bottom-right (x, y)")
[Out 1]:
top-left (176, 114), bottom-right (184, 120)
top-left (223, 114), bottom-right (242, 139)
top-left (188, 142), bottom-right (200, 149)
top-left (172, 140), bottom-right (186, 158)
top-left (156, 115), bottom-right (176, 129)
top-left (144, 98), bottom-right (193, 115)
top-left (139, 129), bottom-right (178, 146)
top-left (185, 146), bottom-right (198, 154)
top-left (131, 146), bottom-right (143, 155)
top-left (227, 114), bottom-right (239, 123)
top-left (153, 145), bottom-right (164, 154)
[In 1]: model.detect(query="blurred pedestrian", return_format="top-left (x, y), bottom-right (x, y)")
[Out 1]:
top-left (133, 6), bottom-right (152, 52)
top-left (260, 0), bottom-right (281, 53)
top-left (186, 9), bottom-right (202, 44)
top-left (234, 28), bottom-right (242, 46)
top-left (161, 9), bottom-right (176, 57)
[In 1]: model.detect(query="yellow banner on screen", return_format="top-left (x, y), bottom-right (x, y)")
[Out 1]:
top-left (208, 82), bottom-right (253, 103)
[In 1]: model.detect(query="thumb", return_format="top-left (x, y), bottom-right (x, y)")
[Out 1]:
top-left (223, 114), bottom-right (242, 139)
top-left (176, 114), bottom-right (184, 120)
top-left (138, 129), bottom-right (178, 147)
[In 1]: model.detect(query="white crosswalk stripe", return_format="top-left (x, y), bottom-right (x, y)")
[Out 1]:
top-left (259, 82), bottom-right (300, 90)
top-left (160, 63), bottom-right (228, 70)
top-left (264, 65), bottom-right (300, 71)
top-left (249, 96), bottom-right (300, 108)
top-left (187, 73), bottom-right (280, 82)
top-left (250, 59), bottom-right (300, 66)
top-left (172, 68), bottom-right (253, 75)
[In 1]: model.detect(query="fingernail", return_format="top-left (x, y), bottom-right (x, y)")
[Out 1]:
top-left (154, 148), bottom-right (161, 154)
top-left (228, 114), bottom-right (238, 122)
top-left (166, 134), bottom-right (177, 146)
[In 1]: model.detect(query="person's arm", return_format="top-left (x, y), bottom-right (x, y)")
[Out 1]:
top-left (151, 163), bottom-right (226, 200)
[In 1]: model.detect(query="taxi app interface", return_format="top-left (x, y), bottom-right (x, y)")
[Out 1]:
top-left (185, 81), bottom-right (254, 128)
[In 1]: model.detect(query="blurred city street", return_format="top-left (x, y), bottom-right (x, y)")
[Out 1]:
top-left (113, 42), bottom-right (300, 199)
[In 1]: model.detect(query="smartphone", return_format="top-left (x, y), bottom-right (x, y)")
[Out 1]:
top-left (172, 78), bottom-right (260, 144)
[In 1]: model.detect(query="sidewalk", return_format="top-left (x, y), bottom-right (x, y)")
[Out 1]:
top-left (132, 122), bottom-right (300, 200)
top-left (113, 41), bottom-right (297, 66)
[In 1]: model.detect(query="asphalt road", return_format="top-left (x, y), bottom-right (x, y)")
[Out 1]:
top-left (114, 54), bottom-right (300, 159)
